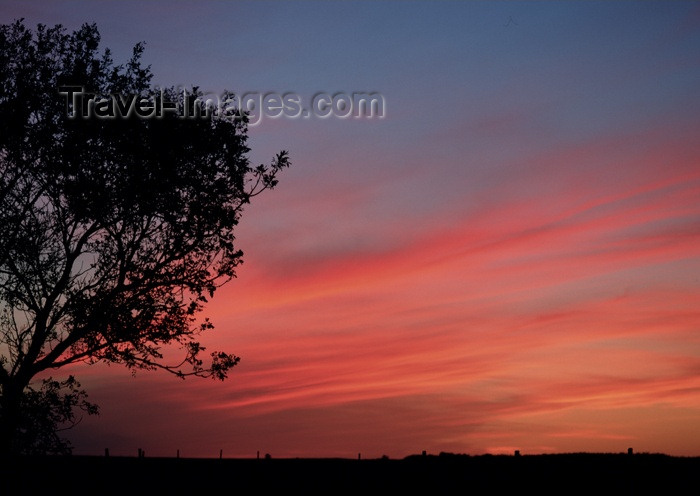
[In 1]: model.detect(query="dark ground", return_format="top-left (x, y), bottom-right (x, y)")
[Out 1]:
top-left (6, 452), bottom-right (698, 494)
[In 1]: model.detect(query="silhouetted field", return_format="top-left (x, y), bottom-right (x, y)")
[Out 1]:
top-left (10, 452), bottom-right (697, 493)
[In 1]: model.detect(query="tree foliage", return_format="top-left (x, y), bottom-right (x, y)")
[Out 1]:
top-left (15, 376), bottom-right (98, 455)
top-left (0, 19), bottom-right (290, 455)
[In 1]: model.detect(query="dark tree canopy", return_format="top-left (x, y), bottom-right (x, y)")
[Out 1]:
top-left (0, 19), bottom-right (290, 455)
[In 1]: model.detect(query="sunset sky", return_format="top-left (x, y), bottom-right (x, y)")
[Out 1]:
top-left (2, 0), bottom-right (700, 458)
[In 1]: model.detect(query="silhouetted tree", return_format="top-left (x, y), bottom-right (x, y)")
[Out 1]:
top-left (14, 376), bottom-right (98, 455)
top-left (0, 20), bottom-right (290, 455)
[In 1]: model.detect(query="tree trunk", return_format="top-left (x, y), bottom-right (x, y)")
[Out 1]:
top-left (0, 379), bottom-right (25, 457)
